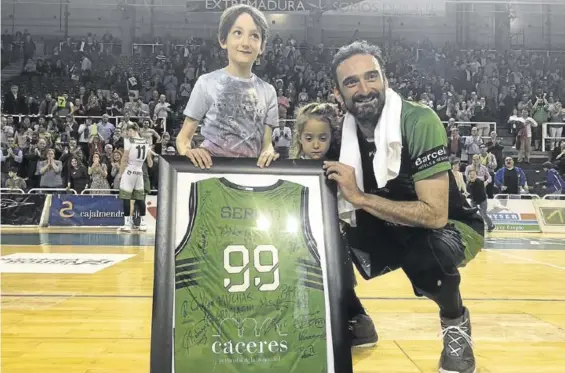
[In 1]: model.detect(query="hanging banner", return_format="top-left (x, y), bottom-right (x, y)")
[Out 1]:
top-left (0, 194), bottom-right (46, 226)
top-left (49, 194), bottom-right (124, 227)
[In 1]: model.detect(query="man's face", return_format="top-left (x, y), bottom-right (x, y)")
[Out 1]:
top-left (334, 53), bottom-right (387, 123)
top-left (505, 157), bottom-right (514, 168)
top-left (11, 86), bottom-right (17, 95)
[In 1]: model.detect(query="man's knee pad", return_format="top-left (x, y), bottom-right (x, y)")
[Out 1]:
top-left (407, 266), bottom-right (461, 300)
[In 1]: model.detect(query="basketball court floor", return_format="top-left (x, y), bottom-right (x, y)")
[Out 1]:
top-left (1, 228), bottom-right (564, 373)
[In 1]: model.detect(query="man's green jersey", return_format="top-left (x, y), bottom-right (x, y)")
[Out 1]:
top-left (355, 99), bottom-right (483, 267)
top-left (174, 177), bottom-right (328, 373)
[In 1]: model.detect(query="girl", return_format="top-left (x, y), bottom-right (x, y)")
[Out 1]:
top-left (176, 4), bottom-right (279, 169)
top-left (290, 102), bottom-right (378, 349)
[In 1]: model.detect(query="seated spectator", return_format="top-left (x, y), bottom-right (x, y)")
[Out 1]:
top-left (37, 148), bottom-right (63, 190)
top-left (551, 141), bottom-right (565, 175)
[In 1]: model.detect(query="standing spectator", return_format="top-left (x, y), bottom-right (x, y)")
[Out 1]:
top-left (517, 110), bottom-right (538, 163)
top-left (153, 94), bottom-right (171, 129)
top-left (541, 162), bottom-right (564, 196)
top-left (272, 120), bottom-right (292, 159)
top-left (1, 137), bottom-right (24, 179)
top-left (37, 148), bottom-right (63, 190)
top-left (464, 127), bottom-right (482, 159)
top-left (67, 156), bottom-right (89, 194)
top-left (163, 69), bottom-right (178, 105)
top-left (466, 169), bottom-right (495, 232)
top-left (471, 97), bottom-right (491, 138)
top-left (450, 158), bottom-right (467, 195)
top-left (465, 154), bottom-right (492, 185)
top-left (485, 131), bottom-right (504, 171)
top-left (3, 85), bottom-right (27, 114)
top-left (88, 152), bottom-right (110, 194)
top-left (110, 150), bottom-right (123, 189)
top-left (478, 144), bottom-right (497, 198)
top-left (97, 114), bottom-right (115, 143)
top-left (447, 127), bottom-right (464, 158)
top-left (494, 157), bottom-right (527, 195)
top-left (22, 34), bottom-right (36, 69)
top-left (548, 101), bottom-right (564, 151)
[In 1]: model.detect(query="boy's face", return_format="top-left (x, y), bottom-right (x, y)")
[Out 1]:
top-left (8, 171), bottom-right (16, 178)
top-left (469, 171), bottom-right (477, 182)
top-left (221, 12), bottom-right (263, 67)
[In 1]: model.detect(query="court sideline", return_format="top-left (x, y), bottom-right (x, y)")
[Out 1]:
top-left (1, 229), bottom-right (564, 373)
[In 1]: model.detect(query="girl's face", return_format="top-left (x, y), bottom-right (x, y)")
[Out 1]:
top-left (299, 119), bottom-right (331, 160)
top-left (221, 13), bottom-right (263, 68)
top-left (93, 154), bottom-right (100, 163)
top-left (71, 158), bottom-right (78, 167)
top-left (113, 152), bottom-right (121, 161)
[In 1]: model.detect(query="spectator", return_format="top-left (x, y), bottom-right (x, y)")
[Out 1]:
top-left (548, 101), bottom-right (564, 151)
top-left (541, 161), bottom-right (564, 196)
top-left (465, 154), bottom-right (492, 185)
top-left (485, 131), bottom-right (504, 171)
top-left (494, 157), bottom-right (527, 195)
top-left (551, 141), bottom-right (565, 175)
top-left (110, 149), bottom-right (123, 189)
top-left (272, 120), bottom-right (292, 159)
top-left (67, 156), bottom-right (89, 194)
top-left (1, 137), bottom-right (24, 181)
top-left (466, 169), bottom-right (494, 232)
top-left (3, 85), bottom-right (27, 114)
top-left (97, 114), bottom-right (115, 142)
top-left (5, 167), bottom-right (27, 190)
top-left (517, 110), bottom-right (538, 163)
top-left (477, 144), bottom-right (497, 198)
top-left (464, 127), bottom-right (482, 159)
top-left (88, 152), bottom-right (109, 194)
top-left (450, 158), bottom-right (466, 195)
top-left (37, 148), bottom-right (63, 190)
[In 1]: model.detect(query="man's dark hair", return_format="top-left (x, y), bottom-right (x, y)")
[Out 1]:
top-left (331, 41), bottom-right (386, 86)
top-left (218, 4), bottom-right (269, 46)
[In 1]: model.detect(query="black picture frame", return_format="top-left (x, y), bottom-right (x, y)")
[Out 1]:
top-left (150, 156), bottom-right (353, 373)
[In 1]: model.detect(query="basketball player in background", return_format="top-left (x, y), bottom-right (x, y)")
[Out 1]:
top-left (324, 41), bottom-right (484, 373)
top-left (118, 123), bottom-right (152, 232)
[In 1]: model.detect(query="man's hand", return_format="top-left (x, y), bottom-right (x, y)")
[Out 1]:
top-left (323, 161), bottom-right (363, 205)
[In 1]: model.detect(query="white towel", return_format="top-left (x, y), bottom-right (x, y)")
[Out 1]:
top-left (337, 88), bottom-right (403, 226)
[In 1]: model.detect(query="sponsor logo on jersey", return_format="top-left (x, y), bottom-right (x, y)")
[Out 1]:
top-left (210, 317), bottom-right (288, 359)
top-left (413, 145), bottom-right (449, 172)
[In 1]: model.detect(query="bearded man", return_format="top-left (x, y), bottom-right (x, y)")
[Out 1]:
top-left (323, 41), bottom-right (484, 373)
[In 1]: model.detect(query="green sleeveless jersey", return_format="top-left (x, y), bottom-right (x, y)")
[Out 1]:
top-left (174, 177), bottom-right (328, 373)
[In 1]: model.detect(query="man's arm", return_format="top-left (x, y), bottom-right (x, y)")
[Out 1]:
top-left (351, 171), bottom-right (448, 229)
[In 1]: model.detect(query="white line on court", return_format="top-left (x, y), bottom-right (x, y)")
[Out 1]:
top-left (484, 249), bottom-right (565, 271)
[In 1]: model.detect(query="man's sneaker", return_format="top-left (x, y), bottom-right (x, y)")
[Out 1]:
top-left (439, 307), bottom-right (476, 373)
top-left (137, 222), bottom-right (147, 232)
top-left (118, 224), bottom-right (133, 232)
top-left (349, 313), bottom-right (378, 348)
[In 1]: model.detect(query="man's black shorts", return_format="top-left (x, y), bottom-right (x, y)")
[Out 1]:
top-left (343, 210), bottom-right (483, 280)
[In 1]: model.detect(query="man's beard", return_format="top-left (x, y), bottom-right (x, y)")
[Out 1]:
top-left (345, 89), bottom-right (386, 126)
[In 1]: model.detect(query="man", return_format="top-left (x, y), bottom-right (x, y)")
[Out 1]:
top-left (541, 162), bottom-right (564, 196)
top-left (119, 123), bottom-right (152, 232)
top-left (324, 41), bottom-right (484, 373)
top-left (494, 157), bottom-right (527, 195)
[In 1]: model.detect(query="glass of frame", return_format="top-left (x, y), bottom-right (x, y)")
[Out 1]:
top-left (150, 156), bottom-right (353, 373)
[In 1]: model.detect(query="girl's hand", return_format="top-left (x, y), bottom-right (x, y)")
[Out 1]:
top-left (257, 149), bottom-right (280, 168)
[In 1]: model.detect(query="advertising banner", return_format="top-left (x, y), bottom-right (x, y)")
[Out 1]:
top-left (534, 199), bottom-right (565, 234)
top-left (0, 193), bottom-right (46, 226)
top-left (49, 195), bottom-right (124, 227)
top-left (487, 199), bottom-right (541, 232)
top-left (0, 253), bottom-right (135, 274)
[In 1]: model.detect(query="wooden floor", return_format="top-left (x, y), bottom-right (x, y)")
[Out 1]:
top-left (1, 230), bottom-right (565, 373)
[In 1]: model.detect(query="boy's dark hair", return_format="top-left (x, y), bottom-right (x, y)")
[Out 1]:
top-left (218, 4), bottom-right (269, 46)
top-left (331, 40), bottom-right (386, 86)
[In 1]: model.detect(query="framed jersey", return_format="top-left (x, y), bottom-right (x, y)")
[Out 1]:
top-left (150, 156), bottom-right (353, 373)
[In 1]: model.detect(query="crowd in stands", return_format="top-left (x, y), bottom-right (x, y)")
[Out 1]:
top-left (1, 30), bottom-right (565, 196)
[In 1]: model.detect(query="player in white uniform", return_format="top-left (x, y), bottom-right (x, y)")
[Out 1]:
top-left (119, 123), bottom-right (153, 231)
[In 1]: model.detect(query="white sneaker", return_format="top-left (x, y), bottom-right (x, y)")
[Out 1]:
top-left (138, 223), bottom-right (147, 232)
top-left (118, 224), bottom-right (133, 232)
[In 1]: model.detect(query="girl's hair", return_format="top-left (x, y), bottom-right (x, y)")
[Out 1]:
top-left (290, 102), bottom-right (341, 160)
top-left (218, 4), bottom-right (269, 46)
